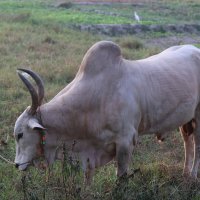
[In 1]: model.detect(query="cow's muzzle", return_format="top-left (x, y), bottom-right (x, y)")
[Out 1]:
top-left (15, 161), bottom-right (30, 171)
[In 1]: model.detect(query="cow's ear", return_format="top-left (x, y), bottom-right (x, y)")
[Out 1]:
top-left (28, 118), bottom-right (46, 130)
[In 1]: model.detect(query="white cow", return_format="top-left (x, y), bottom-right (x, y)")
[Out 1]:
top-left (14, 41), bottom-right (200, 182)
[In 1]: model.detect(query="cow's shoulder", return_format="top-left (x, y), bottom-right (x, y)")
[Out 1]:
top-left (79, 41), bottom-right (122, 75)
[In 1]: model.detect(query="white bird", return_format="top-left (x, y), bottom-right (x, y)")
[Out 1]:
top-left (134, 11), bottom-right (140, 23)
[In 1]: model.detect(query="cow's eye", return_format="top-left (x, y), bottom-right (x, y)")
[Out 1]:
top-left (17, 133), bottom-right (23, 140)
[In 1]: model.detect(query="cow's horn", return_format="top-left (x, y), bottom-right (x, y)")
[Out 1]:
top-left (18, 69), bottom-right (44, 106)
top-left (17, 71), bottom-right (39, 115)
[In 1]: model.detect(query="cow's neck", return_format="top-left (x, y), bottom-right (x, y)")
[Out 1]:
top-left (36, 102), bottom-right (75, 140)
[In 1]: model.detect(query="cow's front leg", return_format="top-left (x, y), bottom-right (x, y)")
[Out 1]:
top-left (81, 156), bottom-right (95, 185)
top-left (180, 126), bottom-right (194, 176)
top-left (84, 167), bottom-right (95, 185)
top-left (116, 133), bottom-right (134, 177)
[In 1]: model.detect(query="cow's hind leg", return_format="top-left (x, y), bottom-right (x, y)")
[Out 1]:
top-left (191, 116), bottom-right (200, 178)
top-left (180, 122), bottom-right (194, 176)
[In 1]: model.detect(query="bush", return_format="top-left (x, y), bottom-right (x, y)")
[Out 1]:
top-left (117, 36), bottom-right (144, 50)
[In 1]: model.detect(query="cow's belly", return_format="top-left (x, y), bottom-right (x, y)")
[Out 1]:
top-left (140, 101), bottom-right (196, 135)
top-left (77, 142), bottom-right (115, 170)
top-left (56, 139), bottom-right (115, 170)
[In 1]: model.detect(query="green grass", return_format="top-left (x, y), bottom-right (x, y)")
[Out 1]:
top-left (0, 0), bottom-right (200, 26)
top-left (0, 0), bottom-right (200, 199)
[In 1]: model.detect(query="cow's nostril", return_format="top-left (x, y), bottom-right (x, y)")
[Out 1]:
top-left (161, 138), bottom-right (165, 142)
top-left (15, 163), bottom-right (19, 168)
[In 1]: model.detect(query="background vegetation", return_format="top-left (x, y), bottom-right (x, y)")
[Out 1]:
top-left (0, 0), bottom-right (200, 199)
top-left (0, 0), bottom-right (200, 25)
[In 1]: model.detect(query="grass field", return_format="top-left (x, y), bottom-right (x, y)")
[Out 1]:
top-left (0, 0), bottom-right (200, 199)
top-left (0, 0), bottom-right (200, 25)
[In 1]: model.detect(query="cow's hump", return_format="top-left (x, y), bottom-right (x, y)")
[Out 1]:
top-left (79, 41), bottom-right (122, 75)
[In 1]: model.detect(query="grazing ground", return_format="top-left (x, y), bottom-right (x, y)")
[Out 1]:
top-left (0, 0), bottom-right (200, 199)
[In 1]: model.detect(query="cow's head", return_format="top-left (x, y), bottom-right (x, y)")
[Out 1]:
top-left (14, 69), bottom-right (46, 170)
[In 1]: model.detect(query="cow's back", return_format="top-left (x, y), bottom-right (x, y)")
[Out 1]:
top-left (126, 45), bottom-right (200, 134)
